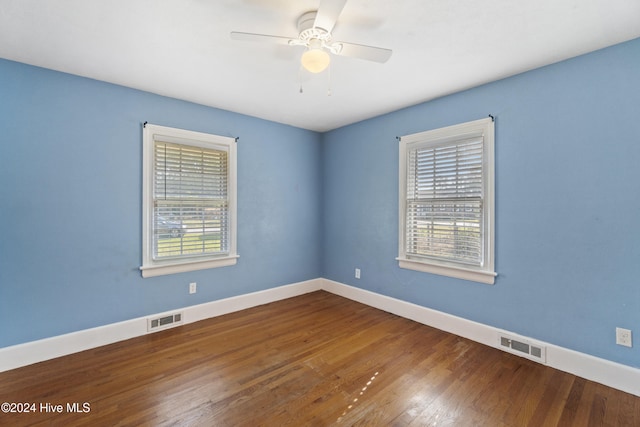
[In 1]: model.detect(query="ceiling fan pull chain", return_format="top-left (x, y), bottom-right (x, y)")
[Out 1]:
top-left (327, 61), bottom-right (332, 96)
top-left (299, 65), bottom-right (304, 94)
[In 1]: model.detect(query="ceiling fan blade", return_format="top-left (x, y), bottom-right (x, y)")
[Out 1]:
top-left (313, 0), bottom-right (348, 33)
top-left (230, 31), bottom-right (295, 46)
top-left (334, 41), bottom-right (392, 63)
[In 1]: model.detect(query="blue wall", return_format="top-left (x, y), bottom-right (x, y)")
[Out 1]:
top-left (1, 37), bottom-right (639, 369)
top-left (0, 59), bottom-right (322, 347)
top-left (322, 37), bottom-right (640, 367)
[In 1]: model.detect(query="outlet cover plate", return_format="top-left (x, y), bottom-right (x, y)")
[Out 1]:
top-left (616, 327), bottom-right (632, 347)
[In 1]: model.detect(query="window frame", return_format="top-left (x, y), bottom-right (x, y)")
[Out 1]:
top-left (140, 123), bottom-right (238, 278)
top-left (397, 118), bottom-right (496, 284)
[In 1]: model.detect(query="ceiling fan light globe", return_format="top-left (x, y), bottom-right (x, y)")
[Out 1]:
top-left (301, 48), bottom-right (330, 73)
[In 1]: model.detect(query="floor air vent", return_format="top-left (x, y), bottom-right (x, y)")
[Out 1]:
top-left (498, 334), bottom-right (546, 363)
top-left (147, 312), bottom-right (183, 332)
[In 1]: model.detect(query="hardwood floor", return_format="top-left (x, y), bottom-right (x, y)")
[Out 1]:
top-left (1, 291), bottom-right (639, 426)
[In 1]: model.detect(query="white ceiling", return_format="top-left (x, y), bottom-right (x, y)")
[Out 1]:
top-left (1, 0), bottom-right (639, 132)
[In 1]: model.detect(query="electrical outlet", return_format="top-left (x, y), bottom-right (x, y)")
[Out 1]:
top-left (616, 327), bottom-right (632, 347)
top-left (189, 282), bottom-right (197, 294)
top-left (355, 268), bottom-right (361, 279)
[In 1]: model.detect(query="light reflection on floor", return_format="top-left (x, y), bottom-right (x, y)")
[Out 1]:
top-left (336, 371), bottom-right (380, 423)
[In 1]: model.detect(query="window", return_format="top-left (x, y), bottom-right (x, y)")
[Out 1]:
top-left (141, 124), bottom-right (237, 278)
top-left (398, 118), bottom-right (496, 284)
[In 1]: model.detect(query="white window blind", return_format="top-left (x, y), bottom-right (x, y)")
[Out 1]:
top-left (406, 137), bottom-right (484, 265)
top-left (141, 123), bottom-right (237, 278)
top-left (398, 118), bottom-right (495, 284)
top-left (153, 141), bottom-right (229, 260)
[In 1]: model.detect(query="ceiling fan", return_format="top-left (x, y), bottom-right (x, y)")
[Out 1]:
top-left (230, 0), bottom-right (392, 74)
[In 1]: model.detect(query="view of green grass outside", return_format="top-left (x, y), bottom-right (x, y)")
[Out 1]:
top-left (157, 232), bottom-right (223, 258)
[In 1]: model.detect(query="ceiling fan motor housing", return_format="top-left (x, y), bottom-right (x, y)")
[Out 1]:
top-left (294, 11), bottom-right (342, 55)
top-left (297, 11), bottom-right (319, 32)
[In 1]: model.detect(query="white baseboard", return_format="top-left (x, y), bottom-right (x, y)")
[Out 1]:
top-left (2, 277), bottom-right (638, 397)
top-left (0, 278), bottom-right (322, 373)
top-left (321, 278), bottom-right (640, 397)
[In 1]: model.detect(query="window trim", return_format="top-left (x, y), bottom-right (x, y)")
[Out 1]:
top-left (140, 123), bottom-right (238, 278)
top-left (397, 118), bottom-right (496, 285)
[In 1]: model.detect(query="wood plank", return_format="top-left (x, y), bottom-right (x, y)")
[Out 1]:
top-left (0, 291), bottom-right (638, 426)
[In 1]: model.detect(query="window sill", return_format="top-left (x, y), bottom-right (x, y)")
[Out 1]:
top-left (397, 257), bottom-right (496, 285)
top-left (140, 255), bottom-right (239, 278)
